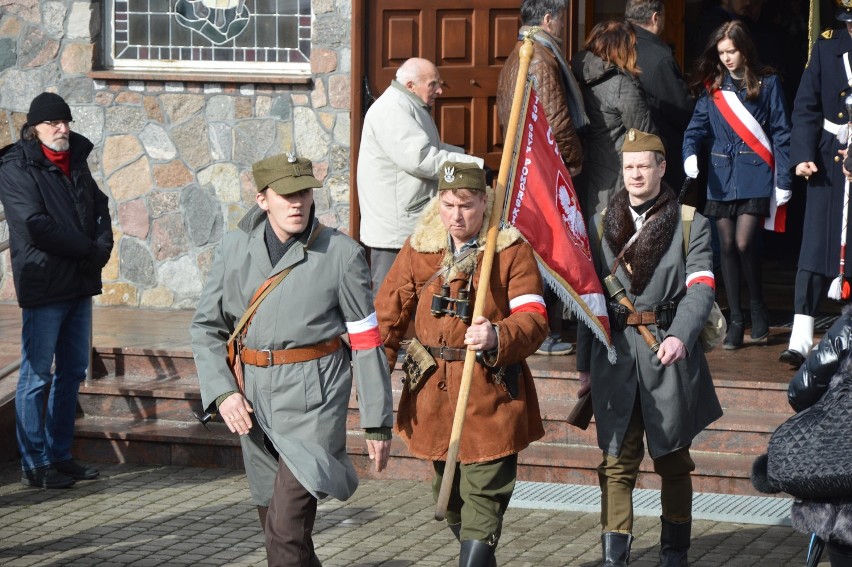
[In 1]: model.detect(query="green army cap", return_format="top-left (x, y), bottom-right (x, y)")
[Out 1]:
top-left (438, 161), bottom-right (486, 192)
top-left (621, 128), bottom-right (665, 156)
top-left (252, 152), bottom-right (322, 195)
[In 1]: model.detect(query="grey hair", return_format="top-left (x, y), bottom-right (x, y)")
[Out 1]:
top-left (21, 125), bottom-right (37, 142)
top-left (520, 0), bottom-right (568, 26)
top-left (395, 58), bottom-right (433, 85)
top-left (625, 0), bottom-right (665, 24)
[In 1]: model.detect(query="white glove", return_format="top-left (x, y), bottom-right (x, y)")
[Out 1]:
top-left (684, 155), bottom-right (699, 179)
top-left (838, 124), bottom-right (851, 145)
top-left (775, 187), bottom-right (792, 206)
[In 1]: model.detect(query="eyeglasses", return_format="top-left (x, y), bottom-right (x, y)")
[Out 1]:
top-left (41, 120), bottom-right (72, 130)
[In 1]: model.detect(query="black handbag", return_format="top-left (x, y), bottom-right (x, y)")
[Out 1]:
top-left (765, 374), bottom-right (852, 499)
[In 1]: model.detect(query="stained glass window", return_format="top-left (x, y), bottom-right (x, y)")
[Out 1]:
top-left (105, 0), bottom-right (312, 76)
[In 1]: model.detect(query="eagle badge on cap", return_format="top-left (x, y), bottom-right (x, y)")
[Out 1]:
top-left (628, 129), bottom-right (636, 142)
top-left (443, 166), bottom-right (456, 183)
top-left (286, 151), bottom-right (297, 163)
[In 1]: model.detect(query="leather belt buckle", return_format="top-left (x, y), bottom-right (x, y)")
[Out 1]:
top-left (438, 346), bottom-right (449, 360)
top-left (257, 349), bottom-right (273, 367)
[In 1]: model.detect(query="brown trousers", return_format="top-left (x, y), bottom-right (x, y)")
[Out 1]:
top-left (263, 458), bottom-right (322, 567)
top-left (598, 397), bottom-right (695, 532)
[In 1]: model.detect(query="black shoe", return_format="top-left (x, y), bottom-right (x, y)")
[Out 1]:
top-left (660, 517), bottom-right (691, 567)
top-left (21, 465), bottom-right (75, 489)
top-left (601, 532), bottom-right (633, 567)
top-left (723, 318), bottom-right (744, 350)
top-left (459, 540), bottom-right (496, 567)
top-left (749, 300), bottom-right (770, 342)
top-left (779, 349), bottom-right (806, 369)
top-left (54, 459), bottom-right (100, 480)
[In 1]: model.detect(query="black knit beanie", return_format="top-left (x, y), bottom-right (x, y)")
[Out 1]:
top-left (27, 92), bottom-right (72, 126)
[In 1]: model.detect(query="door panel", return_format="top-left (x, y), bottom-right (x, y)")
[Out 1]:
top-left (368, 1), bottom-right (522, 170)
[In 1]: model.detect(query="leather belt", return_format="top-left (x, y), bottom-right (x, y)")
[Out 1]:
top-left (626, 311), bottom-right (656, 326)
top-left (241, 337), bottom-right (341, 367)
top-left (426, 345), bottom-right (467, 362)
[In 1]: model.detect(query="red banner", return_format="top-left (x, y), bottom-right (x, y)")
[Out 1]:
top-left (504, 86), bottom-right (613, 359)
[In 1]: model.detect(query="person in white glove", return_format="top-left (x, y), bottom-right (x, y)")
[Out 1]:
top-left (681, 21), bottom-right (793, 350)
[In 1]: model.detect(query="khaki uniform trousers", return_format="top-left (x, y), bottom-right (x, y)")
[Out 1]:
top-left (432, 454), bottom-right (517, 544)
top-left (598, 396), bottom-right (695, 532)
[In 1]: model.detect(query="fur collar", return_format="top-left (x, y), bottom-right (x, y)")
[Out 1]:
top-left (603, 185), bottom-right (678, 295)
top-left (410, 187), bottom-right (522, 281)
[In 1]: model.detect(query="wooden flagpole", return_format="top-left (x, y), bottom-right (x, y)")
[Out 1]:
top-left (434, 38), bottom-right (535, 521)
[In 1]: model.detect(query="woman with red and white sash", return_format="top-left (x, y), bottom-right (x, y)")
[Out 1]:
top-left (683, 20), bottom-right (792, 350)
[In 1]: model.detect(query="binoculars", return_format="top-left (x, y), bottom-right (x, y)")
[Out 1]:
top-left (430, 284), bottom-right (472, 323)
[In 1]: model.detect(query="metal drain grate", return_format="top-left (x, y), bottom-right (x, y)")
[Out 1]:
top-left (510, 482), bottom-right (792, 526)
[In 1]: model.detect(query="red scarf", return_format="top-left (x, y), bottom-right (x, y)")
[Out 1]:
top-left (41, 145), bottom-right (71, 177)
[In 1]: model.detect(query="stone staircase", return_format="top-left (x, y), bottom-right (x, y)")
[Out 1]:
top-left (66, 337), bottom-right (796, 497)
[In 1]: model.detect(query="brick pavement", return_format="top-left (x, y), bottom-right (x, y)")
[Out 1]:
top-left (0, 461), bottom-right (821, 566)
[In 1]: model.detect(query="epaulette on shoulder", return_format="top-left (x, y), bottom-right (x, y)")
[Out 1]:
top-left (821, 28), bottom-right (835, 39)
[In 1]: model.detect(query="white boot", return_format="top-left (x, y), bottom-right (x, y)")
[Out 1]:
top-left (780, 315), bottom-right (814, 368)
top-left (788, 314), bottom-right (815, 355)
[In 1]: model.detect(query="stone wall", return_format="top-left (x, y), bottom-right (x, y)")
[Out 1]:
top-left (0, 0), bottom-right (353, 309)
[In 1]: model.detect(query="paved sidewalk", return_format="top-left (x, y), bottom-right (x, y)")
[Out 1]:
top-left (0, 461), bottom-right (819, 567)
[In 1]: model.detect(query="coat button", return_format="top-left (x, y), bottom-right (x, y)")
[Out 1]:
top-left (836, 155), bottom-right (842, 162)
top-left (840, 112), bottom-right (846, 118)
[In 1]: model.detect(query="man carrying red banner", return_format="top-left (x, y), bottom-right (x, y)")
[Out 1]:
top-left (375, 161), bottom-right (547, 566)
top-left (577, 130), bottom-right (722, 566)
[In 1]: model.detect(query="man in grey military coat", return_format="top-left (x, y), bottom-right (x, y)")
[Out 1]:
top-left (576, 130), bottom-right (723, 567)
top-left (191, 153), bottom-right (394, 566)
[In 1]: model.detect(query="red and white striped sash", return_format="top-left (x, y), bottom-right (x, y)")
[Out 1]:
top-left (710, 87), bottom-right (785, 232)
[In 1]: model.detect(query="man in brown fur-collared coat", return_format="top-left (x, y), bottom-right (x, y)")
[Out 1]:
top-left (375, 161), bottom-right (547, 566)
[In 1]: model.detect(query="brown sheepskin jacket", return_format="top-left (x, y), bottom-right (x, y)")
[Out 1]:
top-left (375, 194), bottom-right (547, 463)
top-left (497, 33), bottom-right (583, 172)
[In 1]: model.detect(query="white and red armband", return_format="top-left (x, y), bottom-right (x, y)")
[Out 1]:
top-left (686, 270), bottom-right (715, 290)
top-left (346, 312), bottom-right (383, 350)
top-left (508, 293), bottom-right (547, 317)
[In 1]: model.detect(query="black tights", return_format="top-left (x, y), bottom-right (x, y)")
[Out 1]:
top-left (715, 214), bottom-right (763, 320)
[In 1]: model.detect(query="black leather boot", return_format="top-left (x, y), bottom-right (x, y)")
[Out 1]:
top-left (659, 517), bottom-right (691, 567)
top-left (749, 300), bottom-right (769, 341)
top-left (459, 539), bottom-right (496, 567)
top-left (723, 316), bottom-right (743, 350)
top-left (601, 532), bottom-right (632, 566)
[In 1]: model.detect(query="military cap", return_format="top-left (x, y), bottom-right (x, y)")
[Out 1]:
top-left (438, 161), bottom-right (486, 192)
top-left (252, 152), bottom-right (322, 195)
top-left (621, 128), bottom-right (665, 156)
top-left (838, 0), bottom-right (852, 22)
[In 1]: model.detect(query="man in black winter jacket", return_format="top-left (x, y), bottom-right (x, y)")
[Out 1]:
top-left (0, 92), bottom-right (112, 489)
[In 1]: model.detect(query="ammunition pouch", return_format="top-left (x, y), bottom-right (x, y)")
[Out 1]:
top-left (653, 300), bottom-right (678, 330)
top-left (401, 338), bottom-right (438, 394)
top-left (608, 301), bottom-right (629, 332)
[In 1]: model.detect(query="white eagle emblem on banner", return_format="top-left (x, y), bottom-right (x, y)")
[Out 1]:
top-left (555, 171), bottom-right (591, 260)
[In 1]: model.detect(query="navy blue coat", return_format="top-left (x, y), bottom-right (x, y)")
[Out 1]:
top-left (790, 30), bottom-right (852, 277)
top-left (683, 73), bottom-right (792, 202)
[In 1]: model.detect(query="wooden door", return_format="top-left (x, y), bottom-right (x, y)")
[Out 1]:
top-left (350, 0), bottom-right (581, 239)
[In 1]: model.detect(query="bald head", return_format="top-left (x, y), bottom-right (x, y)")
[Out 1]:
top-left (396, 58), bottom-right (443, 107)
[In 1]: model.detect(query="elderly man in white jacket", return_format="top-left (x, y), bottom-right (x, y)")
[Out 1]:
top-left (357, 57), bottom-right (484, 298)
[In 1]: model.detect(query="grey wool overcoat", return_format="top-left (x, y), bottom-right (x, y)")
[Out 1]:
top-left (191, 208), bottom-right (394, 505)
top-left (577, 193), bottom-right (723, 459)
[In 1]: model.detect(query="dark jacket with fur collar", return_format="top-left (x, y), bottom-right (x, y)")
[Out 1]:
top-left (577, 186), bottom-right (722, 458)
